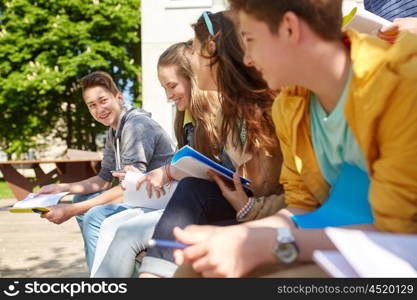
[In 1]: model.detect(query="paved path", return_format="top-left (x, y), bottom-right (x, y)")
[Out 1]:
top-left (0, 198), bottom-right (89, 278)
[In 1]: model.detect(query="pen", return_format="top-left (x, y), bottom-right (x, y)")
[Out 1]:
top-left (110, 170), bottom-right (126, 174)
top-left (147, 239), bottom-right (187, 249)
top-left (32, 208), bottom-right (48, 214)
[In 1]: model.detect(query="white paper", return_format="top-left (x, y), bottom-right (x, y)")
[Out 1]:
top-left (325, 228), bottom-right (417, 278)
top-left (343, 7), bottom-right (392, 36)
top-left (313, 250), bottom-right (359, 278)
top-left (12, 192), bottom-right (68, 209)
top-left (122, 171), bottom-right (177, 210)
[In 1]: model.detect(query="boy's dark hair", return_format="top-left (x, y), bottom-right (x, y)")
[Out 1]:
top-left (80, 71), bottom-right (120, 96)
top-left (229, 0), bottom-right (343, 41)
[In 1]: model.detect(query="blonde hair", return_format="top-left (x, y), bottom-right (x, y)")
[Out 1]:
top-left (158, 41), bottom-right (221, 159)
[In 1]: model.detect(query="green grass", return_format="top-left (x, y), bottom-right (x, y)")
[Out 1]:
top-left (0, 180), bottom-right (14, 199)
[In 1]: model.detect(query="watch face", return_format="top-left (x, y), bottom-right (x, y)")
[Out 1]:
top-left (277, 243), bottom-right (298, 264)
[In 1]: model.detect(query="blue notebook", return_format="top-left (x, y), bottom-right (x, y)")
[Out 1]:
top-left (171, 146), bottom-right (252, 191)
top-left (292, 163), bottom-right (374, 229)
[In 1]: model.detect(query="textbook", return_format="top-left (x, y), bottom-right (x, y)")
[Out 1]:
top-left (313, 228), bottom-right (417, 278)
top-left (343, 6), bottom-right (392, 36)
top-left (8, 192), bottom-right (69, 213)
top-left (170, 146), bottom-right (252, 192)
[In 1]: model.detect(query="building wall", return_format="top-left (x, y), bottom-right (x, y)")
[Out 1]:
top-left (141, 0), bottom-right (227, 140)
top-left (141, 0), bottom-right (364, 140)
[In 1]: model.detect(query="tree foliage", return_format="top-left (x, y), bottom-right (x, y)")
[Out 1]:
top-left (0, 0), bottom-right (141, 156)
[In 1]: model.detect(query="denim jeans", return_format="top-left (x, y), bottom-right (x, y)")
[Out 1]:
top-left (139, 177), bottom-right (238, 277)
top-left (72, 192), bottom-right (135, 271)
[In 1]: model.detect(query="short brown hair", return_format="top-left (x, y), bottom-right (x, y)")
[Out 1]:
top-left (229, 0), bottom-right (343, 40)
top-left (80, 71), bottom-right (120, 96)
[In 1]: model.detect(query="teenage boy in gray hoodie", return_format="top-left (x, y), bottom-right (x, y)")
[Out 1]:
top-left (36, 71), bottom-right (175, 270)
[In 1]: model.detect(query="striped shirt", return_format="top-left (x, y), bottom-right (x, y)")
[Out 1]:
top-left (364, 0), bottom-right (417, 21)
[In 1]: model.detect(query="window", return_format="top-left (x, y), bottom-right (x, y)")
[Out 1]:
top-left (165, 0), bottom-right (213, 9)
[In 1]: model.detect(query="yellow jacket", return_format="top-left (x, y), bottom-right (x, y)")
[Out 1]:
top-left (272, 30), bottom-right (417, 233)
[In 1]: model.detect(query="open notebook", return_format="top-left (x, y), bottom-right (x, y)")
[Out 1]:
top-left (313, 228), bottom-right (417, 278)
top-left (8, 192), bottom-right (69, 213)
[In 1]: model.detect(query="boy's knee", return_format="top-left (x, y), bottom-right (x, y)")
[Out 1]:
top-left (72, 194), bottom-right (88, 204)
top-left (72, 191), bottom-right (102, 204)
top-left (83, 205), bottom-right (108, 229)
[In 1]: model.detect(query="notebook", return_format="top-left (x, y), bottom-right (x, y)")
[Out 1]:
top-left (122, 171), bottom-right (178, 210)
top-left (8, 192), bottom-right (69, 213)
top-left (171, 146), bottom-right (252, 192)
top-left (292, 163), bottom-right (373, 229)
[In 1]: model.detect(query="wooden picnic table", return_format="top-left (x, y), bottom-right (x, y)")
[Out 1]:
top-left (0, 159), bottom-right (101, 200)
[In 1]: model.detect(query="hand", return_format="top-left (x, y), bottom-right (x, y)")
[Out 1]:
top-left (34, 184), bottom-right (65, 197)
top-left (112, 165), bottom-right (141, 180)
top-left (40, 204), bottom-right (75, 224)
top-left (379, 17), bottom-right (417, 42)
top-left (173, 225), bottom-right (277, 277)
top-left (208, 170), bottom-right (249, 212)
top-left (136, 166), bottom-right (169, 198)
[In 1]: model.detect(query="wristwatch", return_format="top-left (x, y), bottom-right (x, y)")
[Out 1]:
top-left (274, 227), bottom-right (299, 264)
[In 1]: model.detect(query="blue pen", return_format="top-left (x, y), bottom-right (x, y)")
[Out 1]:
top-left (147, 239), bottom-right (187, 249)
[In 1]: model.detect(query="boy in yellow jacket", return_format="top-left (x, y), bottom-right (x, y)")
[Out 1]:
top-left (170, 0), bottom-right (417, 278)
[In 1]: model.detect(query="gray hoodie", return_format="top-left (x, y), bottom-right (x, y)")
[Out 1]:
top-left (98, 105), bottom-right (175, 182)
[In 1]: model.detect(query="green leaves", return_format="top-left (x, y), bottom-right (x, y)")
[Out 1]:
top-left (0, 0), bottom-right (141, 157)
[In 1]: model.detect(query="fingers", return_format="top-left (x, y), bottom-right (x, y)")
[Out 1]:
top-left (155, 186), bottom-right (165, 198)
top-left (154, 187), bottom-right (163, 199)
top-left (173, 226), bottom-right (213, 245)
top-left (379, 23), bottom-right (399, 42)
top-left (124, 165), bottom-right (139, 173)
top-left (34, 187), bottom-right (47, 196)
top-left (232, 172), bottom-right (245, 193)
top-left (208, 170), bottom-right (230, 194)
top-left (112, 172), bottom-right (126, 179)
top-left (173, 249), bottom-right (185, 265)
top-left (380, 22), bottom-right (399, 34)
top-left (146, 181), bottom-right (153, 198)
top-left (136, 175), bottom-right (147, 191)
top-left (192, 256), bottom-right (214, 274)
top-left (181, 243), bottom-right (208, 266)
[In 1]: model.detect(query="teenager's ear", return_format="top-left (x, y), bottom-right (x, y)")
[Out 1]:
top-left (207, 40), bottom-right (217, 56)
top-left (116, 92), bottom-right (123, 105)
top-left (281, 11), bottom-right (301, 44)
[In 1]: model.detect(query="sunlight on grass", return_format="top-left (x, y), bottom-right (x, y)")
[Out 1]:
top-left (0, 180), bottom-right (14, 199)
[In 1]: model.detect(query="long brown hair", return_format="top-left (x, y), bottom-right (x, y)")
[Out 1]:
top-left (158, 42), bottom-right (220, 159)
top-left (192, 11), bottom-right (277, 155)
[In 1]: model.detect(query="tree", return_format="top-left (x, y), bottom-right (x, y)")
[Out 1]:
top-left (0, 0), bottom-right (141, 156)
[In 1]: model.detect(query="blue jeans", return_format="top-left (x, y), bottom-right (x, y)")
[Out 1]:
top-left (72, 193), bottom-right (134, 271)
top-left (139, 177), bottom-right (237, 277)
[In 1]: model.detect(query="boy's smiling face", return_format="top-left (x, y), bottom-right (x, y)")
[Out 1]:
top-left (239, 10), bottom-right (296, 90)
